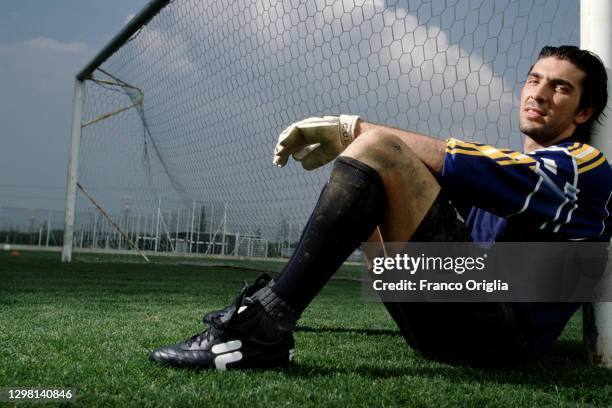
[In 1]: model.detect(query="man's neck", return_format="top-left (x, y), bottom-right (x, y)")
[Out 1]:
top-left (523, 130), bottom-right (578, 153)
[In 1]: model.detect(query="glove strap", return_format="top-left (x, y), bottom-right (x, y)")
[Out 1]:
top-left (338, 115), bottom-right (360, 146)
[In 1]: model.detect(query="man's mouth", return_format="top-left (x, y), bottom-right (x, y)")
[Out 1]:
top-left (524, 106), bottom-right (546, 120)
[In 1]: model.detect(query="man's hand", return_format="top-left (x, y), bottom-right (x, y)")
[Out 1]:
top-left (273, 115), bottom-right (360, 170)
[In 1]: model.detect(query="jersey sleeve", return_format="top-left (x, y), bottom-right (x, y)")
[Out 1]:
top-left (440, 138), bottom-right (612, 240)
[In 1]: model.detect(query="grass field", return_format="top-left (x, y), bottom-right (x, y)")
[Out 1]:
top-left (1, 250), bottom-right (611, 407)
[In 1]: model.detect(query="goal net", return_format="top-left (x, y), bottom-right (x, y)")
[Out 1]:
top-left (67, 0), bottom-right (579, 262)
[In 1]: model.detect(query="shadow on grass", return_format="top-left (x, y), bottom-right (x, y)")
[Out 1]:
top-left (296, 325), bottom-right (401, 337)
top-left (285, 339), bottom-right (612, 390)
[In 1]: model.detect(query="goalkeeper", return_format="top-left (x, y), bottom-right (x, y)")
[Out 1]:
top-left (150, 45), bottom-right (612, 369)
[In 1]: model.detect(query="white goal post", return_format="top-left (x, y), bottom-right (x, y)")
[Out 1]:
top-left (62, 0), bottom-right (170, 263)
top-left (580, 0), bottom-right (612, 368)
top-left (62, 0), bottom-right (611, 365)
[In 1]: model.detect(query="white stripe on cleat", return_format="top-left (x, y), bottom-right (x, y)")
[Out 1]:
top-left (214, 351), bottom-right (243, 370)
top-left (211, 340), bottom-right (242, 354)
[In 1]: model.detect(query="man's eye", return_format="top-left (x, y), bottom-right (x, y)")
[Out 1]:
top-left (527, 78), bottom-right (538, 84)
top-left (556, 85), bottom-right (569, 93)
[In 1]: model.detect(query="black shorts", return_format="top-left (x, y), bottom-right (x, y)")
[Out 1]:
top-left (382, 192), bottom-right (531, 367)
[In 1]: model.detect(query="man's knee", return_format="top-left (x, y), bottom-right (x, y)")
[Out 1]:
top-left (341, 129), bottom-right (421, 173)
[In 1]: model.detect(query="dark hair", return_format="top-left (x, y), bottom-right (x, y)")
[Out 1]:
top-left (535, 45), bottom-right (608, 142)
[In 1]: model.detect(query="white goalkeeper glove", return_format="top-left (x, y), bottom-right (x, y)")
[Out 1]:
top-left (273, 115), bottom-right (360, 170)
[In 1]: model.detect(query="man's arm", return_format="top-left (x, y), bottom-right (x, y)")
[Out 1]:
top-left (355, 120), bottom-right (446, 175)
top-left (273, 115), bottom-right (446, 173)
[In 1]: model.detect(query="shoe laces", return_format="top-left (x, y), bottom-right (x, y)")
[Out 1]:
top-left (186, 282), bottom-right (252, 347)
top-left (185, 325), bottom-right (221, 347)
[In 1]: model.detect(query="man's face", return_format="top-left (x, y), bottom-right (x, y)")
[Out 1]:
top-left (519, 56), bottom-right (592, 146)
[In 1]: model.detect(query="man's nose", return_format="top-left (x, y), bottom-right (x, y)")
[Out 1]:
top-left (529, 82), bottom-right (550, 103)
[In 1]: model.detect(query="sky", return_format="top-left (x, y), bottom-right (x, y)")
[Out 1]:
top-left (0, 0), bottom-right (148, 212)
top-left (0, 0), bottom-right (581, 237)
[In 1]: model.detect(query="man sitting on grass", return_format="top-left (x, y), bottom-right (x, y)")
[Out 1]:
top-left (150, 45), bottom-right (611, 370)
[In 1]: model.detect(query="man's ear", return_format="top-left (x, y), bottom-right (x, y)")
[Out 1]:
top-left (574, 105), bottom-right (594, 125)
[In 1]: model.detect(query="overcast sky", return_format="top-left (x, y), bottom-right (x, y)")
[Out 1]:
top-left (0, 0), bottom-right (580, 236)
top-left (0, 0), bottom-right (148, 211)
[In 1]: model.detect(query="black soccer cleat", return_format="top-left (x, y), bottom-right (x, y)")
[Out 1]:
top-left (149, 274), bottom-right (295, 370)
top-left (201, 273), bottom-right (272, 328)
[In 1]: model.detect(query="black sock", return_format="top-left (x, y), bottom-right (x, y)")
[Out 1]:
top-left (270, 156), bottom-right (385, 313)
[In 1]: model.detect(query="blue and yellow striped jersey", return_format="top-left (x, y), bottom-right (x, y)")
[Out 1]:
top-left (441, 136), bottom-right (612, 242)
top-left (441, 135), bottom-right (612, 354)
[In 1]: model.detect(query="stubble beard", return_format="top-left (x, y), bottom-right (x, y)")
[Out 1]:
top-left (520, 116), bottom-right (576, 146)
top-left (520, 122), bottom-right (548, 143)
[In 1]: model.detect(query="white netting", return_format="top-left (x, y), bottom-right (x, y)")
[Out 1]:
top-left (234, 236), bottom-right (269, 258)
top-left (0, 207), bottom-right (65, 247)
top-left (73, 0), bottom-right (579, 260)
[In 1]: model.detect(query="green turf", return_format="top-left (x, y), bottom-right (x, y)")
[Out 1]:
top-left (1, 251), bottom-right (611, 407)
top-left (72, 251), bottom-right (364, 281)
